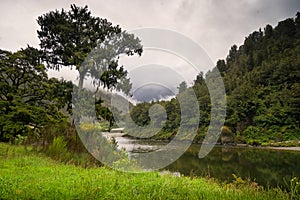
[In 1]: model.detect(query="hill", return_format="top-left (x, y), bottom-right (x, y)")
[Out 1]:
top-left (129, 13), bottom-right (300, 145)
top-left (216, 12), bottom-right (300, 144)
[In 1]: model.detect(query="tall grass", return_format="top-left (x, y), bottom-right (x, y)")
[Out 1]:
top-left (0, 143), bottom-right (292, 199)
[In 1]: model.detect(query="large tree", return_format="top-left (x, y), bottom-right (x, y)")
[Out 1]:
top-left (37, 4), bottom-right (142, 91)
top-left (0, 47), bottom-right (71, 141)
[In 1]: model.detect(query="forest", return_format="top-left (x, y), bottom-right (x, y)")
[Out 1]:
top-left (0, 5), bottom-right (299, 155)
top-left (129, 13), bottom-right (300, 146)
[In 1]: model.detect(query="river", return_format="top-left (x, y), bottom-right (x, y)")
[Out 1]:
top-left (105, 133), bottom-right (300, 189)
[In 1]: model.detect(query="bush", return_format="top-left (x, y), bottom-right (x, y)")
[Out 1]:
top-left (14, 134), bottom-right (27, 145)
top-left (221, 126), bottom-right (234, 144)
top-left (234, 132), bottom-right (246, 144)
top-left (221, 126), bottom-right (233, 137)
top-left (46, 136), bottom-right (69, 161)
top-left (242, 126), bottom-right (261, 139)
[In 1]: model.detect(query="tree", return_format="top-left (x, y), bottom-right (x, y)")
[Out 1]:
top-left (275, 18), bottom-right (296, 38)
top-left (48, 78), bottom-right (73, 113)
top-left (37, 4), bottom-right (142, 91)
top-left (95, 98), bottom-right (115, 131)
top-left (264, 24), bottom-right (273, 39)
top-left (0, 48), bottom-right (69, 141)
top-left (177, 81), bottom-right (187, 93)
top-left (226, 45), bottom-right (238, 62)
top-left (194, 72), bottom-right (204, 85)
top-left (216, 59), bottom-right (227, 73)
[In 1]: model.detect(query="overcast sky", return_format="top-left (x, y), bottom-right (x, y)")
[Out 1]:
top-left (0, 0), bottom-right (299, 100)
top-left (1, 0), bottom-right (299, 62)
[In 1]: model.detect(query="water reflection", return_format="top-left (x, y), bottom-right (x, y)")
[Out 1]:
top-left (166, 144), bottom-right (300, 188)
top-left (113, 134), bottom-right (300, 188)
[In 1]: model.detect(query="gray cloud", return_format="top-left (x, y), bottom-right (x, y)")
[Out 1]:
top-left (0, 0), bottom-right (298, 65)
top-left (133, 83), bottom-right (175, 102)
top-left (1, 0), bottom-right (298, 101)
top-left (129, 64), bottom-right (185, 93)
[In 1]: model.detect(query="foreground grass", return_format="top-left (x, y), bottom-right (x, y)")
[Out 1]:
top-left (0, 143), bottom-right (291, 199)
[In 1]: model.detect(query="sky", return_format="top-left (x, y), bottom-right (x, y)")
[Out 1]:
top-left (0, 0), bottom-right (299, 100)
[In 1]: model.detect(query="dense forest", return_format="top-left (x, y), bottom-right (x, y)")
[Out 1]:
top-left (0, 5), bottom-right (299, 151)
top-left (218, 13), bottom-right (300, 144)
top-left (129, 13), bottom-right (300, 145)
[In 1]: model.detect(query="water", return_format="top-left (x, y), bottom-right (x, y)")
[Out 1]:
top-left (111, 134), bottom-right (300, 188)
top-left (165, 144), bottom-right (300, 188)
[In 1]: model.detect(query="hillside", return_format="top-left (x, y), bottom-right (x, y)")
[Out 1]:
top-left (129, 13), bottom-right (300, 145)
top-left (216, 12), bottom-right (300, 144)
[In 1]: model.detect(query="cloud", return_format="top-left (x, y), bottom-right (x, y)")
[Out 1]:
top-left (133, 83), bottom-right (175, 102)
top-left (0, 0), bottom-right (300, 101)
top-left (129, 64), bottom-right (185, 93)
top-left (0, 0), bottom-right (298, 89)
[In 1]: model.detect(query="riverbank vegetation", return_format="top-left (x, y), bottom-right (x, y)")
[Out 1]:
top-left (129, 13), bottom-right (300, 146)
top-left (1, 142), bottom-right (298, 200)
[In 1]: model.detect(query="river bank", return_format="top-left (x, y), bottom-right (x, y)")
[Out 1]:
top-left (220, 143), bottom-right (300, 152)
top-left (115, 132), bottom-right (300, 152)
top-left (0, 143), bottom-right (295, 199)
top-left (264, 146), bottom-right (300, 151)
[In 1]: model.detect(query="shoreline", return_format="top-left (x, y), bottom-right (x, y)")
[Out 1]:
top-left (199, 143), bottom-right (300, 152)
top-left (118, 134), bottom-right (300, 152)
top-left (203, 144), bottom-right (300, 152)
top-left (261, 146), bottom-right (300, 151)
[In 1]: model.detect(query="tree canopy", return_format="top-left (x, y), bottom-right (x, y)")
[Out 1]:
top-left (0, 47), bottom-right (72, 141)
top-left (0, 4), bottom-right (143, 142)
top-left (37, 4), bottom-right (142, 91)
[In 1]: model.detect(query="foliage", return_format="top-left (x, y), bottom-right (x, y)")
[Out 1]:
top-left (219, 14), bottom-right (300, 143)
top-left (129, 13), bottom-right (300, 144)
top-left (0, 48), bottom-right (72, 142)
top-left (46, 136), bottom-right (68, 160)
top-left (231, 174), bottom-right (259, 190)
top-left (0, 4), bottom-right (143, 152)
top-left (37, 4), bottom-right (142, 92)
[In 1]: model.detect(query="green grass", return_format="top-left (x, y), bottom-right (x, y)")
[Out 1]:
top-left (0, 143), bottom-right (291, 199)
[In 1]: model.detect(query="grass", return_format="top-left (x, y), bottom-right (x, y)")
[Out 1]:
top-left (0, 143), bottom-right (292, 199)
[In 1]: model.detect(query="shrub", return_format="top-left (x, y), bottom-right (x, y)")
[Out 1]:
top-left (46, 136), bottom-right (69, 161)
